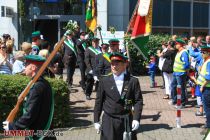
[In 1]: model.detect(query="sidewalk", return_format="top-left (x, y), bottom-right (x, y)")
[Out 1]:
top-left (1, 69), bottom-right (206, 140)
top-left (57, 71), bottom-right (205, 140)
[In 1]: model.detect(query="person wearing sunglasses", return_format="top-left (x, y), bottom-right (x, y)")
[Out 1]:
top-left (197, 46), bottom-right (210, 135)
top-left (0, 43), bottom-right (12, 74)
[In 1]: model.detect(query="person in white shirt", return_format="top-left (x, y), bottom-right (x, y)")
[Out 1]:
top-left (94, 52), bottom-right (143, 140)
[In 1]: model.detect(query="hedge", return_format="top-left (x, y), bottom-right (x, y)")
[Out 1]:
top-left (0, 74), bottom-right (69, 131)
top-left (127, 34), bottom-right (171, 75)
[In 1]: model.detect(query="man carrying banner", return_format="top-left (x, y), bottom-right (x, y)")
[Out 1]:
top-left (63, 30), bottom-right (77, 89)
top-left (85, 37), bottom-right (101, 100)
top-left (3, 55), bottom-right (55, 140)
top-left (94, 52), bottom-right (143, 140)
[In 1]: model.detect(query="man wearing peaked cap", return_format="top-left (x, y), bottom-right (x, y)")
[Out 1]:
top-left (32, 31), bottom-right (41, 38)
top-left (3, 54), bottom-right (56, 140)
top-left (32, 31), bottom-right (41, 51)
top-left (84, 36), bottom-right (101, 100)
top-left (170, 38), bottom-right (190, 107)
top-left (109, 52), bottom-right (128, 62)
top-left (197, 46), bottom-right (210, 135)
top-left (63, 29), bottom-right (77, 90)
top-left (94, 51), bottom-right (143, 140)
top-left (76, 31), bottom-right (88, 90)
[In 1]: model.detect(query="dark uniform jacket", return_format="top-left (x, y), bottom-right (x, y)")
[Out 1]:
top-left (96, 53), bottom-right (111, 77)
top-left (10, 76), bottom-right (52, 132)
top-left (94, 73), bottom-right (143, 122)
top-left (85, 47), bottom-right (100, 74)
top-left (63, 39), bottom-right (77, 66)
top-left (76, 39), bottom-right (86, 63)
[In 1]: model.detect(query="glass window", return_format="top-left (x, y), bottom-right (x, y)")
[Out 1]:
top-left (193, 2), bottom-right (209, 27)
top-left (129, 0), bottom-right (138, 19)
top-left (173, 1), bottom-right (190, 27)
top-left (153, 0), bottom-right (171, 26)
top-left (173, 29), bottom-right (190, 38)
top-left (193, 29), bottom-right (208, 37)
top-left (152, 28), bottom-right (171, 34)
top-left (33, 0), bottom-right (83, 15)
top-left (1, 6), bottom-right (5, 17)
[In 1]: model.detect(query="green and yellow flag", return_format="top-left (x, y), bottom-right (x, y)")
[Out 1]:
top-left (86, 0), bottom-right (97, 32)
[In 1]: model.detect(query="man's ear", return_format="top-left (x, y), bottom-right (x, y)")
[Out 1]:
top-left (31, 64), bottom-right (37, 71)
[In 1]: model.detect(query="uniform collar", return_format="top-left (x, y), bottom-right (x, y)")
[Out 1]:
top-left (113, 71), bottom-right (126, 80)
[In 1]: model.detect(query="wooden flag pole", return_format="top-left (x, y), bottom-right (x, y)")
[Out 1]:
top-left (6, 37), bottom-right (65, 123)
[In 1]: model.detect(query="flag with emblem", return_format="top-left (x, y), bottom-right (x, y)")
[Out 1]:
top-left (85, 0), bottom-right (97, 32)
top-left (129, 0), bottom-right (153, 59)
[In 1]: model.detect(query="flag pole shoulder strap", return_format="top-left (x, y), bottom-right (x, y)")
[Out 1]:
top-left (64, 39), bottom-right (77, 57)
top-left (88, 46), bottom-right (100, 55)
top-left (78, 39), bottom-right (87, 50)
top-left (102, 53), bottom-right (111, 62)
top-left (6, 37), bottom-right (65, 123)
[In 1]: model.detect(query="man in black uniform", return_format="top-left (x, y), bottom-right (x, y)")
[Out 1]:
top-left (85, 37), bottom-right (101, 100)
top-left (76, 32), bottom-right (88, 90)
top-left (63, 30), bottom-right (77, 89)
top-left (3, 55), bottom-right (55, 140)
top-left (94, 52), bottom-right (143, 140)
top-left (97, 39), bottom-right (120, 78)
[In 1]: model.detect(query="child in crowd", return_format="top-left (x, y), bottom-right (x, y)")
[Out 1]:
top-left (147, 56), bottom-right (156, 88)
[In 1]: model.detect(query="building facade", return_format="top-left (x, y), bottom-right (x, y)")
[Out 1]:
top-left (152, 0), bottom-right (210, 37)
top-left (1, 0), bottom-right (210, 48)
top-left (0, 0), bottom-right (18, 48)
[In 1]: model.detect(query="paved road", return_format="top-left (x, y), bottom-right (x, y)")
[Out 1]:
top-left (57, 70), bottom-right (206, 140)
top-left (1, 69), bottom-right (206, 140)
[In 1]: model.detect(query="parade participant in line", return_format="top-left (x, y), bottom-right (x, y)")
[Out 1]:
top-left (196, 46), bottom-right (210, 135)
top-left (63, 30), bottom-right (77, 89)
top-left (169, 38), bottom-right (190, 108)
top-left (94, 52), bottom-right (143, 140)
top-left (3, 55), bottom-right (55, 140)
top-left (96, 39), bottom-right (120, 78)
top-left (31, 31), bottom-right (42, 55)
top-left (76, 31), bottom-right (89, 90)
top-left (85, 37), bottom-right (101, 100)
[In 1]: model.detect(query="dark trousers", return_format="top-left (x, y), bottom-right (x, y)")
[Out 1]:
top-left (171, 74), bottom-right (187, 105)
top-left (85, 74), bottom-right (94, 96)
top-left (202, 88), bottom-right (210, 128)
top-left (101, 113), bottom-right (137, 140)
top-left (66, 61), bottom-right (76, 86)
top-left (78, 59), bottom-right (86, 89)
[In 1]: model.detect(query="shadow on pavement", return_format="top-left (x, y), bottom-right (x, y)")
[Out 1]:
top-left (70, 100), bottom-right (86, 105)
top-left (137, 123), bottom-right (173, 133)
top-left (142, 91), bottom-right (156, 94)
top-left (182, 123), bottom-right (203, 128)
top-left (70, 89), bottom-right (79, 93)
top-left (141, 111), bottom-right (162, 121)
top-left (70, 106), bottom-right (93, 127)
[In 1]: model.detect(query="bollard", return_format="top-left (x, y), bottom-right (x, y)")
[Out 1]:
top-left (176, 85), bottom-right (181, 128)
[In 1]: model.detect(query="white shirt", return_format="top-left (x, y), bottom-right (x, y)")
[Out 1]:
top-left (158, 48), bottom-right (167, 70)
top-left (113, 71), bottom-right (126, 95)
top-left (12, 60), bottom-right (25, 74)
